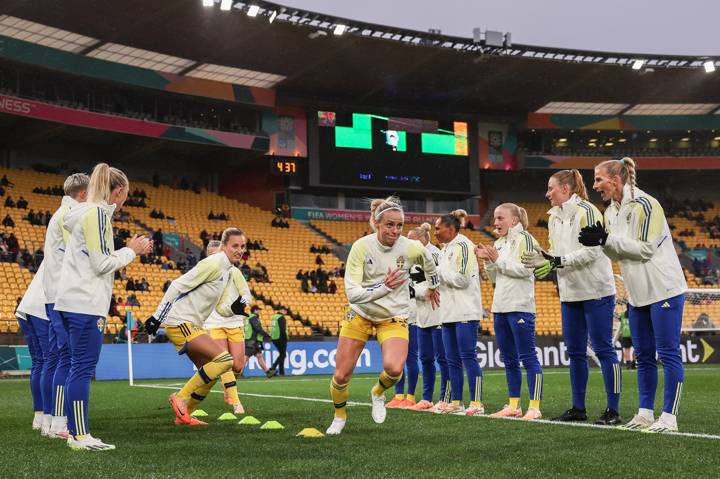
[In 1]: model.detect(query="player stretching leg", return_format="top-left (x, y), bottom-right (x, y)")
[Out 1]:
top-left (326, 196), bottom-right (440, 435)
top-left (203, 240), bottom-right (253, 415)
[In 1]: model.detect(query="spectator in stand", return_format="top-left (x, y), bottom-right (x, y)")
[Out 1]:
top-left (4, 196), bottom-right (14, 207)
top-left (44, 210), bottom-right (52, 226)
top-left (126, 278), bottom-right (135, 291)
top-left (300, 275), bottom-right (309, 293)
top-left (200, 230), bottom-right (209, 248)
top-left (16, 196), bottom-right (28, 209)
top-left (2, 213), bottom-right (14, 227)
top-left (109, 296), bottom-right (120, 317)
top-left (7, 233), bottom-right (19, 261)
top-left (119, 268), bottom-right (128, 281)
top-left (338, 262), bottom-right (346, 277)
top-left (466, 219), bottom-right (475, 230)
top-left (153, 229), bottom-right (164, 255)
top-left (316, 254), bottom-right (324, 266)
top-left (1, 174), bottom-right (13, 187)
top-left (162, 280), bottom-right (171, 293)
top-left (296, 269), bottom-right (305, 280)
top-left (240, 262), bottom-right (251, 281)
top-left (328, 279), bottom-right (338, 294)
top-left (126, 294), bottom-right (141, 307)
top-left (140, 278), bottom-right (150, 291)
top-left (271, 216), bottom-right (281, 228)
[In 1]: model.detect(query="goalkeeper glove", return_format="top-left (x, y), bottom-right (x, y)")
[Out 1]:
top-left (521, 250), bottom-right (562, 279)
top-left (578, 221), bottom-right (609, 246)
top-left (144, 315), bottom-right (161, 335)
top-left (230, 296), bottom-right (247, 316)
top-left (409, 268), bottom-right (426, 283)
top-left (533, 261), bottom-right (554, 279)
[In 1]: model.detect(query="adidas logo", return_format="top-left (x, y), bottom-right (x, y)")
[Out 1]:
top-left (661, 302), bottom-right (670, 308)
top-left (517, 319), bottom-right (526, 324)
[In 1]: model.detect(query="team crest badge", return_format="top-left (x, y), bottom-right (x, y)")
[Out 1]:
top-left (345, 307), bottom-right (356, 322)
top-left (396, 256), bottom-right (406, 269)
top-left (97, 318), bottom-right (104, 332)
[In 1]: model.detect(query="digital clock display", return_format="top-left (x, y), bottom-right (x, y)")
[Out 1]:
top-left (271, 159), bottom-right (299, 176)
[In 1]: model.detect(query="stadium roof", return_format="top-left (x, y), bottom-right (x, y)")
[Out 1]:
top-left (3, 0), bottom-right (720, 115)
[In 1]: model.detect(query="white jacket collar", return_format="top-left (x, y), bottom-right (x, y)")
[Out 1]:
top-left (61, 195), bottom-right (78, 208)
top-left (616, 183), bottom-right (646, 208)
top-left (502, 223), bottom-right (524, 241)
top-left (548, 193), bottom-right (580, 219)
top-left (373, 234), bottom-right (394, 252)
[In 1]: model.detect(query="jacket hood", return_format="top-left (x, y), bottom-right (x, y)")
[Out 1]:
top-left (63, 201), bottom-right (115, 233)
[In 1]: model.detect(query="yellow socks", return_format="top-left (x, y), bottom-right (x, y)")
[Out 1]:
top-left (371, 371), bottom-right (402, 397)
top-left (178, 351), bottom-right (233, 401)
top-left (221, 371), bottom-right (240, 405)
top-left (330, 378), bottom-right (349, 419)
top-left (406, 394), bottom-right (416, 402)
top-left (529, 400), bottom-right (541, 410)
top-left (470, 400), bottom-right (482, 407)
top-left (187, 379), bottom-right (217, 413)
top-left (509, 397), bottom-right (520, 409)
top-left (392, 394), bottom-right (404, 401)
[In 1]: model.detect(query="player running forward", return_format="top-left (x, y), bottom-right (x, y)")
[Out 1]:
top-left (522, 169), bottom-right (621, 425)
top-left (476, 203), bottom-right (543, 420)
top-left (326, 196), bottom-right (440, 435)
top-left (43, 173), bottom-right (89, 439)
top-left (16, 261), bottom-right (49, 433)
top-left (434, 210), bottom-right (484, 416)
top-left (54, 163), bottom-right (152, 451)
top-left (405, 223), bottom-right (451, 412)
top-left (145, 228), bottom-right (249, 427)
top-left (580, 157), bottom-right (687, 433)
top-left (203, 239), bottom-right (253, 415)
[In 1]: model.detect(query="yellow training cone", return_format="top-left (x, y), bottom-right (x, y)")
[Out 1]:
top-left (296, 428), bottom-right (324, 438)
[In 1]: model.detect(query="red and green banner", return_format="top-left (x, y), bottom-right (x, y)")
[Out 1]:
top-left (0, 36), bottom-right (275, 108)
top-left (0, 94), bottom-right (269, 151)
top-left (528, 113), bottom-right (720, 131)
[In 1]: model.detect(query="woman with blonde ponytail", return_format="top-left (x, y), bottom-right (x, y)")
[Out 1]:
top-left (326, 196), bottom-right (441, 435)
top-left (579, 157), bottom-right (687, 433)
top-left (476, 203), bottom-right (544, 420)
top-left (54, 163), bottom-right (152, 450)
top-left (522, 169), bottom-right (620, 425)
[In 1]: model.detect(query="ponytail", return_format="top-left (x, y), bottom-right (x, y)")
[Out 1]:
top-left (409, 222), bottom-right (432, 243)
top-left (550, 169), bottom-right (588, 200)
top-left (596, 157), bottom-right (637, 199)
top-left (438, 209), bottom-right (467, 232)
top-left (87, 163), bottom-right (129, 204)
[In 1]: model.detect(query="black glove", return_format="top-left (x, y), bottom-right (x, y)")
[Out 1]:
top-left (541, 250), bottom-right (563, 269)
top-left (230, 297), bottom-right (247, 316)
top-left (409, 268), bottom-right (426, 283)
top-left (578, 221), bottom-right (609, 246)
top-left (144, 315), bottom-right (161, 335)
top-left (409, 285), bottom-right (416, 299)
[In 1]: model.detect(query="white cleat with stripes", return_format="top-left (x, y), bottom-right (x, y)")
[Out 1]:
top-left (67, 435), bottom-right (116, 451)
top-left (618, 413), bottom-right (654, 431)
top-left (643, 413), bottom-right (678, 434)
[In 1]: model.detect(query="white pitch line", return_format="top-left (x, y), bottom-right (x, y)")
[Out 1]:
top-left (132, 382), bottom-right (720, 440)
top-left (134, 383), bottom-right (371, 407)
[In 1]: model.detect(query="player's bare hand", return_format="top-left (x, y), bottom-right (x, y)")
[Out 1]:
top-left (426, 287), bottom-right (440, 310)
top-left (384, 267), bottom-right (407, 289)
top-left (128, 235), bottom-right (153, 255)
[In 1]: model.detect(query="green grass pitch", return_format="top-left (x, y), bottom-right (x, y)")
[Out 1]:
top-left (1, 366), bottom-right (719, 478)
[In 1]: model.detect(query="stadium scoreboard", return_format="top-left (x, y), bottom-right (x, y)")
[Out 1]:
top-left (310, 110), bottom-right (472, 193)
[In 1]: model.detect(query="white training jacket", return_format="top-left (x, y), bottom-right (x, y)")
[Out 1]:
top-left (204, 266), bottom-right (253, 330)
top-left (16, 261), bottom-right (48, 321)
top-left (485, 224), bottom-right (538, 314)
top-left (438, 232), bottom-right (483, 323)
top-left (55, 201), bottom-right (136, 318)
top-left (344, 234), bottom-right (439, 322)
top-left (414, 242), bottom-right (442, 328)
top-left (155, 252), bottom-right (237, 329)
top-left (602, 183), bottom-right (687, 307)
top-left (42, 196), bottom-right (77, 304)
top-left (547, 194), bottom-right (616, 302)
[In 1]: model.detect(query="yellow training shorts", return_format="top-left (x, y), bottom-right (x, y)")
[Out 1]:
top-left (208, 327), bottom-right (245, 342)
top-left (339, 307), bottom-right (408, 344)
top-left (165, 323), bottom-right (208, 352)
